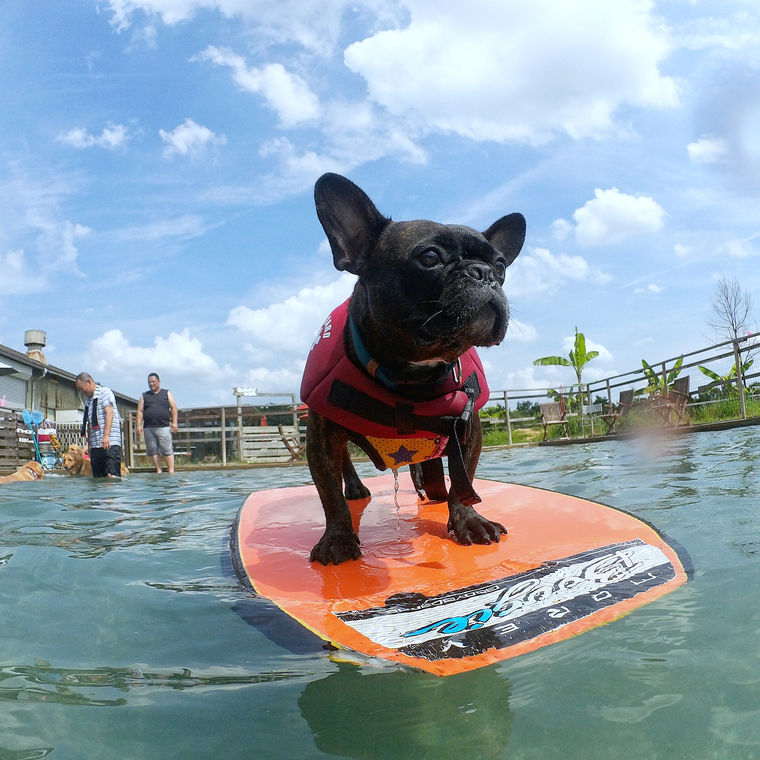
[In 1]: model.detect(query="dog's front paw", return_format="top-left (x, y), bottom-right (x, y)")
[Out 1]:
top-left (448, 507), bottom-right (507, 546)
top-left (310, 528), bottom-right (362, 565)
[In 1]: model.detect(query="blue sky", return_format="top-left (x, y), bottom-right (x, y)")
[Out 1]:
top-left (1, 0), bottom-right (758, 407)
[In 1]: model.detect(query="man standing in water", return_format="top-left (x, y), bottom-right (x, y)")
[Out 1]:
top-left (137, 373), bottom-right (179, 473)
top-left (76, 373), bottom-right (123, 478)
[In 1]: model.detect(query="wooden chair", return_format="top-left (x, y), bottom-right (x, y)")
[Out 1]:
top-left (599, 389), bottom-right (634, 434)
top-left (278, 424), bottom-right (306, 462)
top-left (650, 376), bottom-right (690, 426)
top-left (540, 402), bottom-right (570, 441)
top-left (667, 376), bottom-right (691, 425)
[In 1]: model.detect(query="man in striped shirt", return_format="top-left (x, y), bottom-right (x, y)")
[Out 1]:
top-left (76, 372), bottom-right (123, 478)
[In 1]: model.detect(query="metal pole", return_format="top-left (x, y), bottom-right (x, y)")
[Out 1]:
top-left (503, 391), bottom-right (512, 445)
top-left (733, 339), bottom-right (747, 419)
top-left (236, 397), bottom-right (243, 463)
top-left (221, 406), bottom-right (227, 466)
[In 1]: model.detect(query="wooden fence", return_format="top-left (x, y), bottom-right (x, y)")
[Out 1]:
top-left (0, 411), bottom-right (34, 473)
top-left (125, 406), bottom-right (306, 468)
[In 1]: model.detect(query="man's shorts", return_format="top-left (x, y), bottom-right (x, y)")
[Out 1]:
top-left (145, 426), bottom-right (173, 457)
top-left (91, 446), bottom-right (122, 478)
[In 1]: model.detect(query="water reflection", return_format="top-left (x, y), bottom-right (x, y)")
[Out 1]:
top-left (0, 662), bottom-right (303, 707)
top-left (0, 748), bottom-right (53, 760)
top-left (298, 663), bottom-right (513, 759)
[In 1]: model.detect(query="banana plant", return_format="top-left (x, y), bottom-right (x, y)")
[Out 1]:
top-left (533, 327), bottom-right (599, 387)
top-left (534, 328), bottom-right (599, 412)
top-left (698, 359), bottom-right (754, 397)
top-left (640, 356), bottom-right (683, 396)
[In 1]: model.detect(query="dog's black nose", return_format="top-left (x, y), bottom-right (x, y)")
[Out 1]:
top-left (464, 262), bottom-right (496, 285)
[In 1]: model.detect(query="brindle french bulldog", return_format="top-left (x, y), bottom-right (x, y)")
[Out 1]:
top-left (303, 173), bottom-right (525, 565)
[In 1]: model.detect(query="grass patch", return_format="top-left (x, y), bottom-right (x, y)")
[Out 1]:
top-left (483, 426), bottom-right (544, 446)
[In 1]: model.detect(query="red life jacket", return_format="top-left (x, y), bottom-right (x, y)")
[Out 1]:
top-left (300, 300), bottom-right (489, 502)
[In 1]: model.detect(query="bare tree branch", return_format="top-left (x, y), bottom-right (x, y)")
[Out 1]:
top-left (708, 276), bottom-right (754, 341)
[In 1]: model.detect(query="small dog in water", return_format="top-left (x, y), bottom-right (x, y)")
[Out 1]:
top-left (0, 460), bottom-right (44, 483)
top-left (301, 174), bottom-right (525, 565)
top-left (63, 443), bottom-right (129, 476)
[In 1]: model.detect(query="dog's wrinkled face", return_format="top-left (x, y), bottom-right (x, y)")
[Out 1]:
top-left (360, 221), bottom-right (511, 362)
top-left (315, 173), bottom-right (525, 365)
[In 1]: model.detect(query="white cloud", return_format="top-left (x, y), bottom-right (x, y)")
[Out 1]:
top-left (687, 135), bottom-right (729, 164)
top-left (635, 283), bottom-right (663, 294)
top-left (84, 328), bottom-right (236, 401)
top-left (344, 0), bottom-right (678, 144)
top-left (550, 218), bottom-right (573, 240)
top-left (674, 243), bottom-right (692, 258)
top-left (0, 249), bottom-right (42, 296)
top-left (56, 221), bottom-right (92, 269)
top-left (0, 167), bottom-right (93, 286)
top-left (570, 187), bottom-right (665, 246)
top-left (504, 319), bottom-right (537, 343)
top-left (227, 273), bottom-right (356, 354)
top-left (225, 273), bottom-right (358, 398)
top-left (677, 10), bottom-right (760, 54)
top-left (56, 123), bottom-right (130, 150)
top-left (722, 238), bottom-right (756, 258)
top-left (508, 246), bottom-right (612, 296)
top-left (195, 46), bottom-right (321, 126)
top-left (113, 215), bottom-right (211, 242)
top-left (104, 0), bottom-right (399, 53)
top-left (159, 118), bottom-right (227, 158)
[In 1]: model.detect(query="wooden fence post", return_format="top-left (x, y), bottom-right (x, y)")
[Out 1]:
top-left (503, 391), bottom-right (512, 445)
top-left (733, 339), bottom-right (747, 419)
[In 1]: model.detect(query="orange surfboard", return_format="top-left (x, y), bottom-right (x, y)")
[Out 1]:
top-left (232, 473), bottom-right (689, 676)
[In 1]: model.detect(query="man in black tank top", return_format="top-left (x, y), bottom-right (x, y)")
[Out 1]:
top-left (136, 373), bottom-right (179, 473)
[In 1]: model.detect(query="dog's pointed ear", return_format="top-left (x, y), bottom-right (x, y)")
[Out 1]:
top-left (483, 213), bottom-right (526, 268)
top-left (314, 173), bottom-right (390, 274)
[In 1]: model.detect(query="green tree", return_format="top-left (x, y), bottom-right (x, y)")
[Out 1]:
top-left (515, 400), bottom-right (540, 417)
top-left (533, 327), bottom-right (600, 387)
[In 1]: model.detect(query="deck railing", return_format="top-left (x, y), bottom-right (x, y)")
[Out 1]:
top-left (486, 330), bottom-right (760, 444)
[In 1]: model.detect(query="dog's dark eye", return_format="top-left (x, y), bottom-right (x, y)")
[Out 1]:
top-left (418, 249), bottom-right (441, 268)
top-left (494, 258), bottom-right (507, 280)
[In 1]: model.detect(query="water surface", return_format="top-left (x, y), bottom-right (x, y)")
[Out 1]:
top-left (1, 428), bottom-right (758, 759)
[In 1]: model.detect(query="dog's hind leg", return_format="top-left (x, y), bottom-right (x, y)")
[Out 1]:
top-left (410, 459), bottom-right (448, 502)
top-left (342, 446), bottom-right (370, 501)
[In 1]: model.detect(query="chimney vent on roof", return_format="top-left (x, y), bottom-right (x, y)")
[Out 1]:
top-left (24, 329), bottom-right (47, 365)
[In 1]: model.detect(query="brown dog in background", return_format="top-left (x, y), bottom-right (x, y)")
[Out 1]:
top-left (0, 460), bottom-right (44, 483)
top-left (63, 443), bottom-right (129, 476)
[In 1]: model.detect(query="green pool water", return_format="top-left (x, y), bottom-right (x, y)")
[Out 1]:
top-left (1, 427), bottom-right (758, 759)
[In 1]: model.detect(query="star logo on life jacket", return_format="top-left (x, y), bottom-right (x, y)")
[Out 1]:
top-left (389, 445), bottom-right (418, 465)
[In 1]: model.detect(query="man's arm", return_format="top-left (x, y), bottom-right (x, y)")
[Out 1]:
top-left (136, 396), bottom-right (144, 435)
top-left (103, 404), bottom-right (114, 450)
top-left (167, 391), bottom-right (179, 434)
